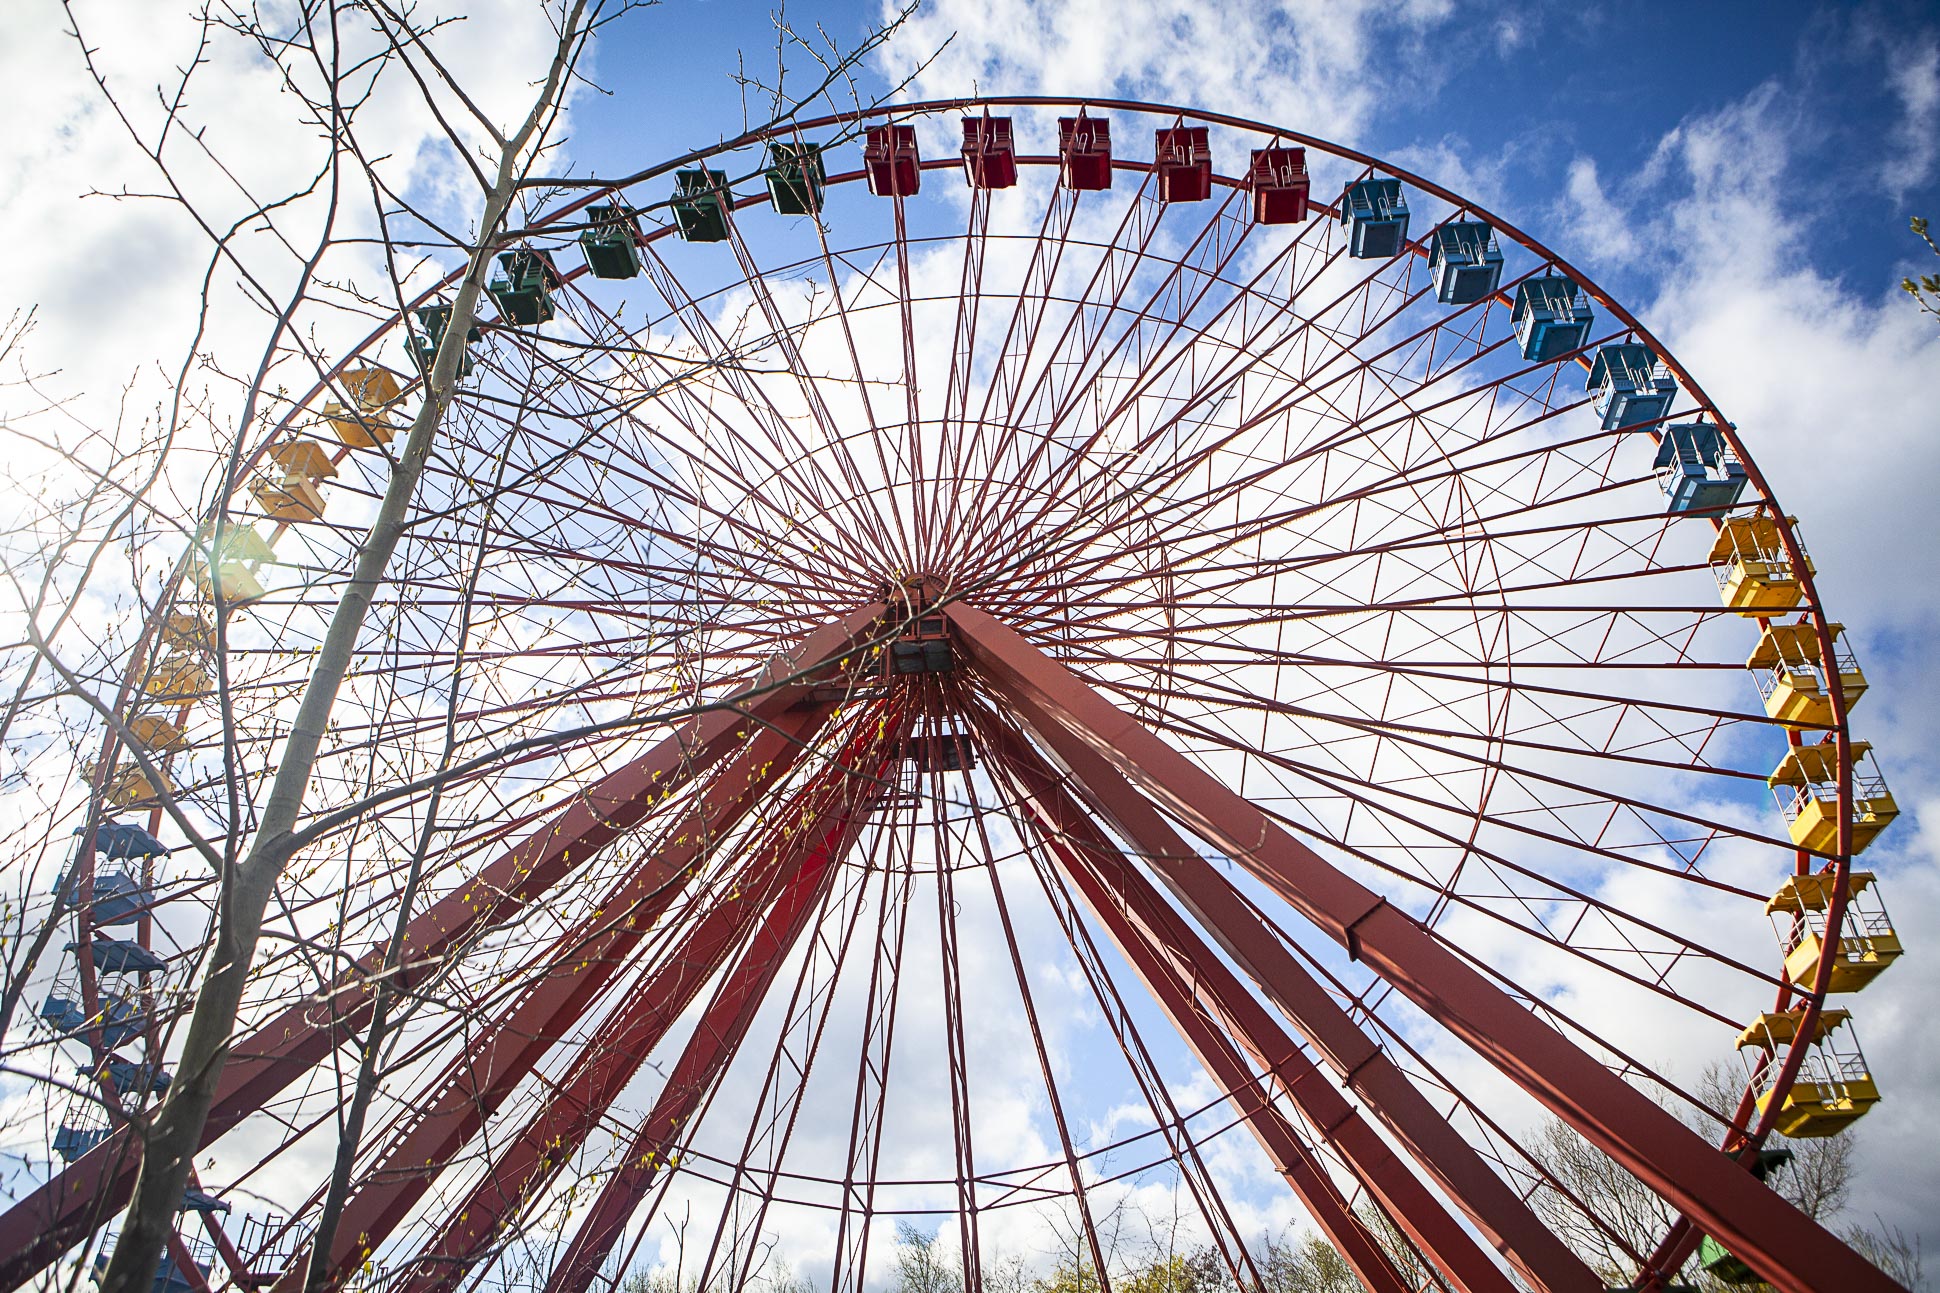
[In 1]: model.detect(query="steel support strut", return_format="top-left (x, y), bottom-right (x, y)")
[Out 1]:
top-left (984, 676), bottom-right (1589, 1291)
top-left (985, 726), bottom-right (1513, 1289)
top-left (274, 703), bottom-right (837, 1293)
top-left (983, 732), bottom-right (1418, 1293)
top-left (396, 738), bottom-right (895, 1293)
top-left (541, 768), bottom-right (891, 1293)
top-left (949, 603), bottom-right (1897, 1293)
top-left (0, 609), bottom-right (883, 1291)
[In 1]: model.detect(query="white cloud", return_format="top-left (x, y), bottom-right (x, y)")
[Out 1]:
top-left (1884, 33), bottom-right (1940, 196)
top-left (0, 0), bottom-right (582, 456)
top-left (1532, 70), bottom-right (1940, 1241)
top-left (877, 0), bottom-right (1454, 147)
top-left (8, 0), bottom-right (1939, 1282)
top-left (1558, 157), bottom-right (1637, 261)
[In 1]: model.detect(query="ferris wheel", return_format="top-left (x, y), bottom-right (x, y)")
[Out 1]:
top-left (6, 97), bottom-right (1910, 1293)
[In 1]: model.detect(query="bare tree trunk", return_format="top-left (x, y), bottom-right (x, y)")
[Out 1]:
top-left (97, 9), bottom-right (591, 1290)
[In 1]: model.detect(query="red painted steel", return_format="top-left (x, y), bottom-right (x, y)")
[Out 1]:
top-left (0, 610), bottom-right (882, 1291)
top-left (961, 117), bottom-right (1018, 189)
top-left (990, 678), bottom-right (1595, 1290)
top-left (272, 704), bottom-right (835, 1293)
top-left (1249, 147), bottom-right (1311, 224)
top-left (1154, 126), bottom-right (1212, 202)
top-left (984, 713), bottom-right (1537, 1293)
top-left (984, 735), bottom-right (1416, 1293)
top-left (539, 772), bottom-right (889, 1293)
top-left (948, 602), bottom-right (1898, 1293)
top-left (394, 814), bottom-right (828, 1293)
top-left (864, 125), bottom-right (920, 197)
top-left (1057, 114), bottom-right (1112, 191)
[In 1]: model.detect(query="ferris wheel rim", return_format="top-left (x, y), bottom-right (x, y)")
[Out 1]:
top-left (48, 92), bottom-right (1884, 1293)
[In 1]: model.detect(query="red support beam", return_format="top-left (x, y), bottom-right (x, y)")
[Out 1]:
top-left (986, 722), bottom-right (1512, 1293)
top-left (984, 675), bottom-right (1590, 1291)
top-left (0, 608), bottom-right (884, 1291)
top-left (539, 772), bottom-right (887, 1293)
top-left (275, 702), bottom-right (837, 1293)
top-left (984, 737), bottom-right (1417, 1293)
top-left (395, 749), bottom-right (892, 1293)
top-left (950, 602), bottom-right (1897, 1293)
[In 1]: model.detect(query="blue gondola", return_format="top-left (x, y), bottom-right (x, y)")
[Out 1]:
top-left (40, 994), bottom-right (82, 1033)
top-left (72, 821), bottom-right (167, 860)
top-left (71, 938), bottom-right (167, 973)
top-left (40, 993), bottom-right (146, 1047)
top-left (1653, 423), bottom-right (1747, 515)
top-left (94, 1056), bottom-right (172, 1095)
top-left (1429, 221), bottom-right (1504, 305)
top-left (1340, 178), bottom-right (1410, 258)
top-left (53, 1122), bottom-right (110, 1162)
top-left (1512, 276), bottom-right (1593, 362)
top-left (181, 1187), bottom-right (230, 1214)
top-left (1589, 343), bottom-right (1677, 431)
top-left (85, 871), bottom-right (154, 927)
top-left (95, 1249), bottom-right (206, 1293)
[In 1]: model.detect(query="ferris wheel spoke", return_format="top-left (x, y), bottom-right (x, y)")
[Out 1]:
top-left (1098, 630), bottom-right (1763, 797)
top-left (980, 268), bottom-right (1568, 600)
top-left (932, 778), bottom-right (987, 1285)
top-left (887, 195), bottom-right (937, 573)
top-left (941, 185), bottom-right (1079, 562)
top-left (271, 709), bottom-right (826, 1292)
top-left (1041, 369), bottom-right (1634, 601)
top-left (927, 187), bottom-right (996, 576)
top-left (974, 702), bottom-right (1396, 1292)
top-left (632, 245), bottom-right (892, 575)
top-left (536, 854), bottom-right (850, 1293)
top-left (944, 189), bottom-right (1165, 576)
top-left (569, 751), bottom-right (901, 1293)
top-left (815, 238), bottom-right (923, 565)
top-left (979, 188), bottom-right (1271, 571)
top-left (1004, 803), bottom-right (1267, 1287)
top-left (953, 185), bottom-right (1185, 564)
top-left (676, 834), bottom-right (877, 1293)
top-left (979, 689), bottom-right (1585, 1291)
top-left (1004, 455), bottom-right (1639, 633)
top-left (1254, 917), bottom-right (1657, 1270)
top-left (1103, 663), bottom-right (1766, 824)
top-left (828, 835), bottom-right (913, 1293)
top-left (968, 772), bottom-right (1114, 1286)
top-left (1109, 696), bottom-right (1788, 980)
top-left (715, 229), bottom-right (905, 572)
top-left (399, 746), bottom-right (871, 1293)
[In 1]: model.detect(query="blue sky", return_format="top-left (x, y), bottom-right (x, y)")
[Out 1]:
top-left (559, 0), bottom-right (1940, 1244)
top-left (570, 1), bottom-right (1940, 296)
top-left (4, 0), bottom-right (1939, 1279)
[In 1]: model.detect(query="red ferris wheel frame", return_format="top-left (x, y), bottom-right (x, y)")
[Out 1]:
top-left (12, 96), bottom-right (1888, 1293)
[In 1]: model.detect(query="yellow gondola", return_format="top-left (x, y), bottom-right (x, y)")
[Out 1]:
top-left (1709, 513), bottom-right (1812, 615)
top-left (1767, 871), bottom-right (1900, 992)
top-left (1745, 621), bottom-right (1866, 728)
top-left (1736, 1008), bottom-right (1879, 1138)
top-left (1768, 738), bottom-right (1898, 854)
